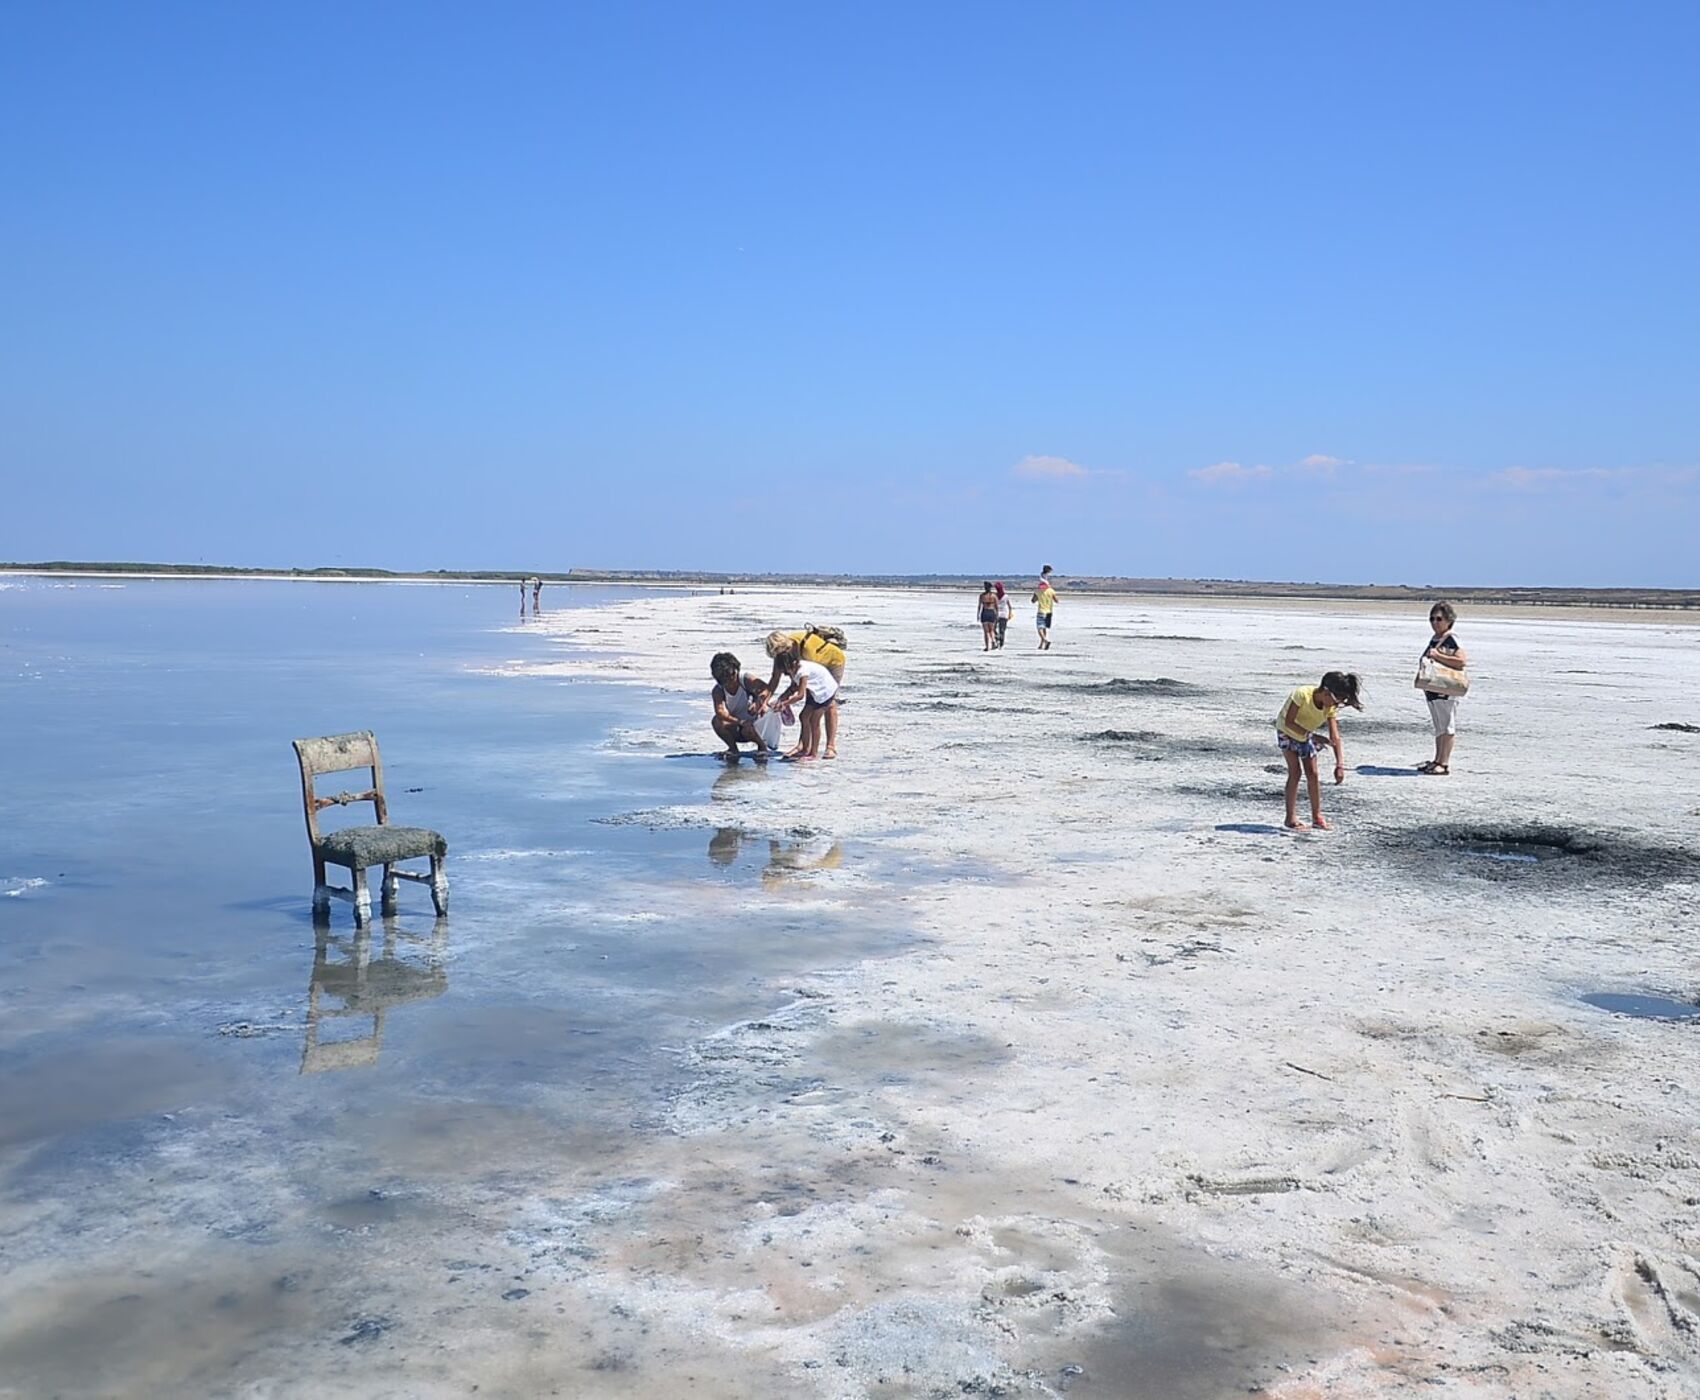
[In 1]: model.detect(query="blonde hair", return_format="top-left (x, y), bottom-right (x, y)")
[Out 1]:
top-left (764, 631), bottom-right (796, 659)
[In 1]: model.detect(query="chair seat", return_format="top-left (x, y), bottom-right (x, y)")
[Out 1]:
top-left (314, 825), bottom-right (447, 869)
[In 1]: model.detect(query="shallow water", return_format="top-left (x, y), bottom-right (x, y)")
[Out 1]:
top-left (0, 579), bottom-right (917, 1395)
top-left (1581, 992), bottom-right (1700, 1021)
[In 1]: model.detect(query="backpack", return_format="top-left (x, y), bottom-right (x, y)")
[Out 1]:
top-left (805, 624), bottom-right (848, 650)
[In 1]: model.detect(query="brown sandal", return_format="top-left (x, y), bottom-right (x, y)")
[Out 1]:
top-left (1420, 763), bottom-right (1450, 776)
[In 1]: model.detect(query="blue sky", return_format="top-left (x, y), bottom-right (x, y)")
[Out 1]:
top-left (3, 3), bottom-right (1696, 584)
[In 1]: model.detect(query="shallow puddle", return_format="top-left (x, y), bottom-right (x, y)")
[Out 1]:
top-left (1582, 992), bottom-right (1700, 1021)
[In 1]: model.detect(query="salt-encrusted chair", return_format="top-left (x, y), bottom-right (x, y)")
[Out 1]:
top-left (292, 730), bottom-right (448, 924)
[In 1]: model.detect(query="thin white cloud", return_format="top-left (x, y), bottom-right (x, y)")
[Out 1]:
top-left (1011, 454), bottom-right (1091, 481)
top-left (1190, 460), bottom-right (1273, 484)
top-left (1493, 465), bottom-right (1697, 490)
top-left (1296, 453), bottom-right (1348, 473)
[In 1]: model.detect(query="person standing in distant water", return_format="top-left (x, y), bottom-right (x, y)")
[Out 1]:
top-left (1417, 601), bottom-right (1468, 775)
top-left (529, 576), bottom-right (542, 610)
top-left (977, 581), bottom-right (999, 651)
top-left (994, 582), bottom-right (1012, 648)
top-left (1032, 567), bottom-right (1057, 650)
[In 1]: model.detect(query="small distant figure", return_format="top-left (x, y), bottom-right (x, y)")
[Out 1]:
top-left (1416, 601), bottom-right (1468, 775)
top-left (768, 648), bottom-right (840, 760)
top-left (1275, 671), bottom-right (1364, 830)
top-left (518, 581), bottom-right (527, 616)
top-left (977, 581), bottom-right (999, 651)
top-left (994, 583), bottom-right (1011, 648)
top-left (1032, 568), bottom-right (1058, 650)
top-left (710, 652), bottom-right (780, 758)
top-left (529, 576), bottom-right (542, 610)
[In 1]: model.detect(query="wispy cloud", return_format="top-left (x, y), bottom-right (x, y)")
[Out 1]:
top-left (1189, 460), bottom-right (1274, 485)
top-left (1011, 454), bottom-right (1091, 481)
top-left (1491, 465), bottom-right (1698, 492)
top-left (1296, 453), bottom-right (1349, 474)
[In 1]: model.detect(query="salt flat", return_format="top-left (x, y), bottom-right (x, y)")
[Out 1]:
top-left (511, 584), bottom-right (1700, 1397)
top-left (4, 580), bottom-right (1698, 1399)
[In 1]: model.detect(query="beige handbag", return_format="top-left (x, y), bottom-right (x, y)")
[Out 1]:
top-left (1415, 654), bottom-right (1469, 697)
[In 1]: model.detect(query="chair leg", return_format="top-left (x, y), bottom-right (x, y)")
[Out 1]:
top-left (351, 866), bottom-right (372, 926)
top-left (381, 864), bottom-right (399, 916)
top-left (312, 854), bottom-right (331, 916)
top-left (429, 855), bottom-right (449, 916)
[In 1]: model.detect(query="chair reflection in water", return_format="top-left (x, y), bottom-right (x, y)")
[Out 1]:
top-left (292, 730), bottom-right (448, 925)
top-left (301, 916), bottom-right (449, 1073)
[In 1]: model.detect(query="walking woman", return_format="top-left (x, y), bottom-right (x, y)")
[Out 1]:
top-left (977, 582), bottom-right (999, 651)
top-left (994, 582), bottom-right (1012, 648)
top-left (1416, 601), bottom-right (1469, 775)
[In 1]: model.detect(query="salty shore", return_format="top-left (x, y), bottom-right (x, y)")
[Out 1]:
top-left (497, 584), bottom-right (1700, 1396)
top-left (4, 580), bottom-right (1699, 1398)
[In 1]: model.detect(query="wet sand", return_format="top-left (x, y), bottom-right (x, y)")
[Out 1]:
top-left (4, 582), bottom-right (1699, 1397)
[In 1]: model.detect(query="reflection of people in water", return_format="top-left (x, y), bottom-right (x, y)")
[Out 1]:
top-left (705, 827), bottom-right (844, 886)
top-left (301, 916), bottom-right (448, 1073)
top-left (708, 827), bottom-right (744, 866)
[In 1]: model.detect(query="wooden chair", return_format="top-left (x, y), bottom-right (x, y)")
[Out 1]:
top-left (292, 730), bottom-right (448, 924)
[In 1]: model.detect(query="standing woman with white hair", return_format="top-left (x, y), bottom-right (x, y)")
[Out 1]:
top-left (1416, 601), bottom-right (1469, 775)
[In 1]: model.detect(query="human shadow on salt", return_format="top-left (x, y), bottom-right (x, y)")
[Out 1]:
top-left (1214, 823), bottom-right (1284, 836)
top-left (1356, 765), bottom-right (1422, 777)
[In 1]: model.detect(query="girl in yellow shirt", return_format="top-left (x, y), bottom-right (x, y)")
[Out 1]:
top-left (1274, 671), bottom-right (1363, 830)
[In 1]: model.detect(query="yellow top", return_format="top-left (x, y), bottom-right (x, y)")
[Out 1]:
top-left (790, 631), bottom-right (846, 672)
top-left (1276, 685), bottom-right (1337, 741)
top-left (1035, 584), bottom-right (1057, 612)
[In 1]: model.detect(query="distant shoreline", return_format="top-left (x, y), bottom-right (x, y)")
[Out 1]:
top-left (3, 561), bottom-right (1696, 613)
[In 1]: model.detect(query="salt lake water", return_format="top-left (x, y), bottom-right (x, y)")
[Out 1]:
top-left (0, 578), bottom-right (909, 1395)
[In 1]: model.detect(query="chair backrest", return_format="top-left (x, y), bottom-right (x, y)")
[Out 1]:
top-left (293, 731), bottom-right (389, 846)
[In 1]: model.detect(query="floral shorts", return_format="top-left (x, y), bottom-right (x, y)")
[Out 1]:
top-left (1277, 732), bottom-right (1320, 760)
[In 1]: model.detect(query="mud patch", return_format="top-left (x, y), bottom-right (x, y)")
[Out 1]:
top-left (804, 1019), bottom-right (1013, 1090)
top-left (1652, 722), bottom-right (1700, 733)
top-left (1582, 992), bottom-right (1700, 1022)
top-left (1394, 825), bottom-right (1700, 887)
top-left (1173, 779), bottom-right (1286, 803)
top-left (1045, 677), bottom-right (1204, 697)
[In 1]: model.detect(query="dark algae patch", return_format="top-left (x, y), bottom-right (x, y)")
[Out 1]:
top-left (1652, 722), bottom-right (1700, 733)
top-left (1047, 677), bottom-right (1204, 696)
top-left (1583, 992), bottom-right (1700, 1021)
top-left (1393, 824), bottom-right (1700, 886)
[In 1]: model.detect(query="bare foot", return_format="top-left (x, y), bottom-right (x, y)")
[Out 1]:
top-left (783, 746), bottom-right (807, 759)
top-left (1284, 817), bottom-right (1311, 830)
top-left (1313, 815), bottom-right (1333, 830)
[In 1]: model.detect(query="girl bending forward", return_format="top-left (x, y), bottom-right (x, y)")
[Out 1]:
top-left (1274, 671), bottom-right (1363, 830)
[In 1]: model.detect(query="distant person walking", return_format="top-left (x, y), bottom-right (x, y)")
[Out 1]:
top-left (994, 583), bottom-right (1011, 648)
top-left (1032, 568), bottom-right (1058, 650)
top-left (1275, 671), bottom-right (1363, 830)
top-left (977, 581), bottom-right (999, 651)
top-left (530, 576), bottom-right (543, 610)
top-left (1416, 601), bottom-right (1468, 775)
